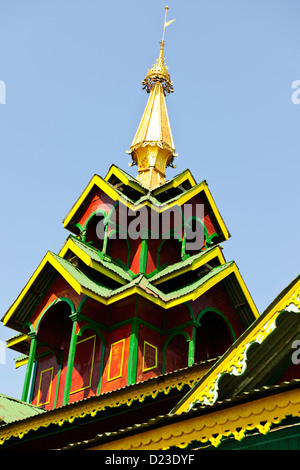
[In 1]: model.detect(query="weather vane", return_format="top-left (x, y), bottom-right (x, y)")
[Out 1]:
top-left (162, 5), bottom-right (176, 43)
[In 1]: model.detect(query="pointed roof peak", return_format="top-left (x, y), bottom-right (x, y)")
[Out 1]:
top-left (127, 6), bottom-right (177, 189)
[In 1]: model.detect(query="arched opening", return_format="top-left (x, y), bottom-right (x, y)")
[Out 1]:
top-left (164, 333), bottom-right (189, 374)
top-left (84, 213), bottom-right (106, 251)
top-left (37, 301), bottom-right (73, 349)
top-left (194, 311), bottom-right (233, 362)
top-left (158, 238), bottom-right (182, 268)
top-left (33, 301), bottom-right (73, 409)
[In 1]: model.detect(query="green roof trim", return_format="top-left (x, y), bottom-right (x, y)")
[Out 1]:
top-left (161, 262), bottom-right (235, 301)
top-left (3, 243), bottom-right (255, 332)
top-left (149, 245), bottom-right (222, 283)
top-left (4, 250), bottom-right (242, 332)
top-left (50, 252), bottom-right (114, 297)
top-left (67, 236), bottom-right (133, 282)
top-left (106, 164), bottom-right (196, 195)
top-left (51, 252), bottom-right (234, 303)
top-left (67, 167), bottom-right (208, 212)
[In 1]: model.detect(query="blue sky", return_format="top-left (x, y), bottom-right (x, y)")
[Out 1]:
top-left (0, 0), bottom-right (299, 399)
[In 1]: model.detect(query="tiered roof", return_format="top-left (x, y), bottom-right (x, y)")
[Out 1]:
top-left (1, 6), bottom-right (299, 451)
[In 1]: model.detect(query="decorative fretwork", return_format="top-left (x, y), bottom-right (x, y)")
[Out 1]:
top-left (176, 284), bottom-right (300, 412)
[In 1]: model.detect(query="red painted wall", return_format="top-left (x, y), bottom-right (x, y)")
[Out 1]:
top-left (76, 188), bottom-right (115, 231)
top-left (77, 189), bottom-right (221, 274)
top-left (164, 331), bottom-right (190, 374)
top-left (146, 239), bottom-right (161, 273)
top-left (136, 323), bottom-right (163, 382)
top-left (106, 238), bottom-right (130, 268)
top-left (31, 298), bottom-right (73, 410)
top-left (190, 281), bottom-right (245, 338)
top-left (164, 303), bottom-right (193, 331)
top-left (79, 298), bottom-right (107, 328)
top-left (31, 351), bottom-right (61, 410)
top-left (128, 238), bottom-right (142, 274)
top-left (106, 298), bottom-right (135, 328)
top-left (100, 323), bottom-right (131, 394)
top-left (69, 329), bottom-right (103, 403)
top-left (136, 297), bottom-right (165, 330)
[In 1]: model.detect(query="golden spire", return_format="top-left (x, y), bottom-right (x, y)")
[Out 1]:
top-left (128, 6), bottom-right (177, 190)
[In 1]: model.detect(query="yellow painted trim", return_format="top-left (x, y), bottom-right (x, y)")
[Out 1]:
top-left (59, 239), bottom-right (92, 265)
top-left (81, 263), bottom-right (259, 317)
top-left (174, 280), bottom-right (300, 415)
top-left (89, 387), bottom-right (300, 450)
top-left (59, 238), bottom-right (127, 285)
top-left (163, 181), bottom-right (207, 208)
top-left (104, 165), bottom-right (146, 195)
top-left (80, 286), bottom-right (147, 307)
top-left (37, 367), bottom-right (54, 406)
top-left (49, 257), bottom-right (83, 296)
top-left (152, 169), bottom-right (197, 196)
top-left (15, 357), bottom-right (28, 369)
top-left (70, 335), bottom-right (96, 394)
top-left (143, 181), bottom-right (209, 214)
top-left (0, 362), bottom-right (212, 446)
top-left (4, 250), bottom-right (258, 332)
top-left (203, 185), bottom-right (230, 241)
top-left (3, 252), bottom-right (83, 327)
top-left (107, 339), bottom-right (125, 381)
top-left (234, 268), bottom-right (259, 320)
top-left (153, 245), bottom-right (225, 286)
top-left (142, 341), bottom-right (158, 372)
top-left (63, 175), bottom-right (122, 229)
top-left (6, 334), bottom-right (30, 349)
top-left (63, 175), bottom-right (229, 242)
top-left (132, 182), bottom-right (229, 242)
top-left (3, 252), bottom-right (52, 326)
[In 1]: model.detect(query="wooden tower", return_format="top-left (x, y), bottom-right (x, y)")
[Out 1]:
top-left (9, 10), bottom-right (300, 452)
top-left (2, 13), bottom-right (259, 414)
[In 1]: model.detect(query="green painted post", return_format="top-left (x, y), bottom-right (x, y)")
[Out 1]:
top-left (139, 238), bottom-right (148, 274)
top-left (127, 319), bottom-right (139, 386)
top-left (188, 327), bottom-right (196, 366)
top-left (62, 315), bottom-right (78, 406)
top-left (97, 341), bottom-right (106, 395)
top-left (102, 224), bottom-right (108, 254)
top-left (28, 357), bottom-right (38, 404)
top-left (53, 351), bottom-right (64, 409)
top-left (21, 332), bottom-right (37, 402)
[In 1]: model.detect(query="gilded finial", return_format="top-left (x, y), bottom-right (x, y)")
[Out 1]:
top-left (142, 6), bottom-right (176, 96)
top-left (128, 6), bottom-right (177, 189)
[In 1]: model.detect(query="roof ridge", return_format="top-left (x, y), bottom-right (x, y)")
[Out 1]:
top-left (66, 236), bottom-right (133, 281)
top-left (149, 244), bottom-right (222, 282)
top-left (50, 251), bottom-right (234, 302)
